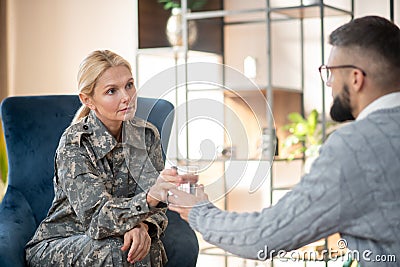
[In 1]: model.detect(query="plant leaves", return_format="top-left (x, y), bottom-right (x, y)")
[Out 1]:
top-left (164, 2), bottom-right (176, 9)
top-left (307, 109), bottom-right (318, 134)
top-left (189, 0), bottom-right (207, 10)
top-left (294, 122), bottom-right (308, 136)
top-left (158, 0), bottom-right (208, 11)
top-left (287, 112), bottom-right (306, 123)
top-left (283, 135), bottom-right (300, 147)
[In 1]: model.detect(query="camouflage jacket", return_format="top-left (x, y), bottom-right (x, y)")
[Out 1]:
top-left (26, 110), bottom-right (167, 257)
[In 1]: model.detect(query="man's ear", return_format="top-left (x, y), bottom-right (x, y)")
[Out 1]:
top-left (79, 93), bottom-right (95, 110)
top-left (351, 69), bottom-right (365, 93)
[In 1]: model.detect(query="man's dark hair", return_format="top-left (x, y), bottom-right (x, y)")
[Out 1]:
top-left (329, 16), bottom-right (400, 88)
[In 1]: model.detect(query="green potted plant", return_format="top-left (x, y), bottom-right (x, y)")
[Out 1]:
top-left (282, 109), bottom-right (324, 172)
top-left (157, 0), bottom-right (208, 11)
top-left (283, 109), bottom-right (320, 158)
top-left (0, 123), bottom-right (7, 201)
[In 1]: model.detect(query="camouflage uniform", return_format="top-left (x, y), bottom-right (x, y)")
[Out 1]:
top-left (25, 110), bottom-right (168, 267)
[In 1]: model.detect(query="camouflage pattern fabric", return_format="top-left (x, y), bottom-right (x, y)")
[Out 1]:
top-left (26, 110), bottom-right (167, 266)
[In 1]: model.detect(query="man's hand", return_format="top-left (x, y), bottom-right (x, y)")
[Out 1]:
top-left (121, 223), bottom-right (151, 264)
top-left (167, 185), bottom-right (208, 222)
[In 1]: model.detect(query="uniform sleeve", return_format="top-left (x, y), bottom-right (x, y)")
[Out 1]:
top-left (188, 133), bottom-right (346, 260)
top-left (55, 143), bottom-right (160, 240)
top-left (143, 128), bottom-right (168, 238)
top-left (144, 212), bottom-right (168, 238)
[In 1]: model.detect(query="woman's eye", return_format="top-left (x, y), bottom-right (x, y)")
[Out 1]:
top-left (126, 82), bottom-right (133, 90)
top-left (106, 88), bottom-right (115, 95)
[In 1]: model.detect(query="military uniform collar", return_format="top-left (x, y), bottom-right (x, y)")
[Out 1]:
top-left (82, 110), bottom-right (148, 160)
top-left (123, 117), bottom-right (148, 150)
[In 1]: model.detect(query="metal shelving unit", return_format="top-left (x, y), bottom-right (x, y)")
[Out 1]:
top-left (176, 4), bottom-right (270, 267)
top-left (267, 1), bottom-right (354, 266)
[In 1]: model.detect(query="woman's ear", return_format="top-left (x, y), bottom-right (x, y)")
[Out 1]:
top-left (79, 93), bottom-right (95, 110)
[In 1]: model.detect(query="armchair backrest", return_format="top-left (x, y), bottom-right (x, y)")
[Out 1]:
top-left (0, 95), bottom-right (174, 226)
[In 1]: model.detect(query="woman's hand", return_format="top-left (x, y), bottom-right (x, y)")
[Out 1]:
top-left (167, 185), bottom-right (209, 222)
top-left (146, 168), bottom-right (181, 207)
top-left (121, 223), bottom-right (151, 264)
top-left (147, 168), bottom-right (200, 207)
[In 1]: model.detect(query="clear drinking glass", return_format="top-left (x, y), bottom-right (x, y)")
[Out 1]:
top-left (176, 165), bottom-right (199, 195)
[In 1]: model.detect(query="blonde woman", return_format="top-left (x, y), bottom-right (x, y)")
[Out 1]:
top-left (25, 50), bottom-right (189, 266)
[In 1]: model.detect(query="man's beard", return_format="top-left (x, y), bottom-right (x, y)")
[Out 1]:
top-left (330, 84), bottom-right (355, 122)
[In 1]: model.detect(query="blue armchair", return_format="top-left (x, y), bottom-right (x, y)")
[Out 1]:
top-left (0, 95), bottom-right (198, 267)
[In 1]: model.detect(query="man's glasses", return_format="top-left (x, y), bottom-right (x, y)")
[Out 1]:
top-left (318, 65), bottom-right (367, 83)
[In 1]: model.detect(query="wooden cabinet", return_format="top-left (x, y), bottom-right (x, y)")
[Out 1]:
top-left (138, 0), bottom-right (223, 54)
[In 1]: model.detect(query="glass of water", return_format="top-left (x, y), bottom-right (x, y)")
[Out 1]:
top-left (176, 165), bottom-right (199, 195)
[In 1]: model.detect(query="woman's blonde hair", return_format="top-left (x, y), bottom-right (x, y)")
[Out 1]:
top-left (72, 50), bottom-right (132, 123)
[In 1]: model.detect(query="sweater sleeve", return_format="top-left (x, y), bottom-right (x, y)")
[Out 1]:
top-left (188, 133), bottom-right (344, 260)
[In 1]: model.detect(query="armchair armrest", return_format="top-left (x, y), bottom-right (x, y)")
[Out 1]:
top-left (0, 186), bottom-right (37, 267)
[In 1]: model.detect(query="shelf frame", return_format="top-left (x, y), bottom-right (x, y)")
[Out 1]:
top-left (266, 1), bottom-right (354, 266)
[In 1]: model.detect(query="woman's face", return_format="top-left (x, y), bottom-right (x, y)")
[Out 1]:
top-left (85, 65), bottom-right (137, 132)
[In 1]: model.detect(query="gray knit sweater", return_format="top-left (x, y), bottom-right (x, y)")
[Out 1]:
top-left (189, 107), bottom-right (400, 266)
